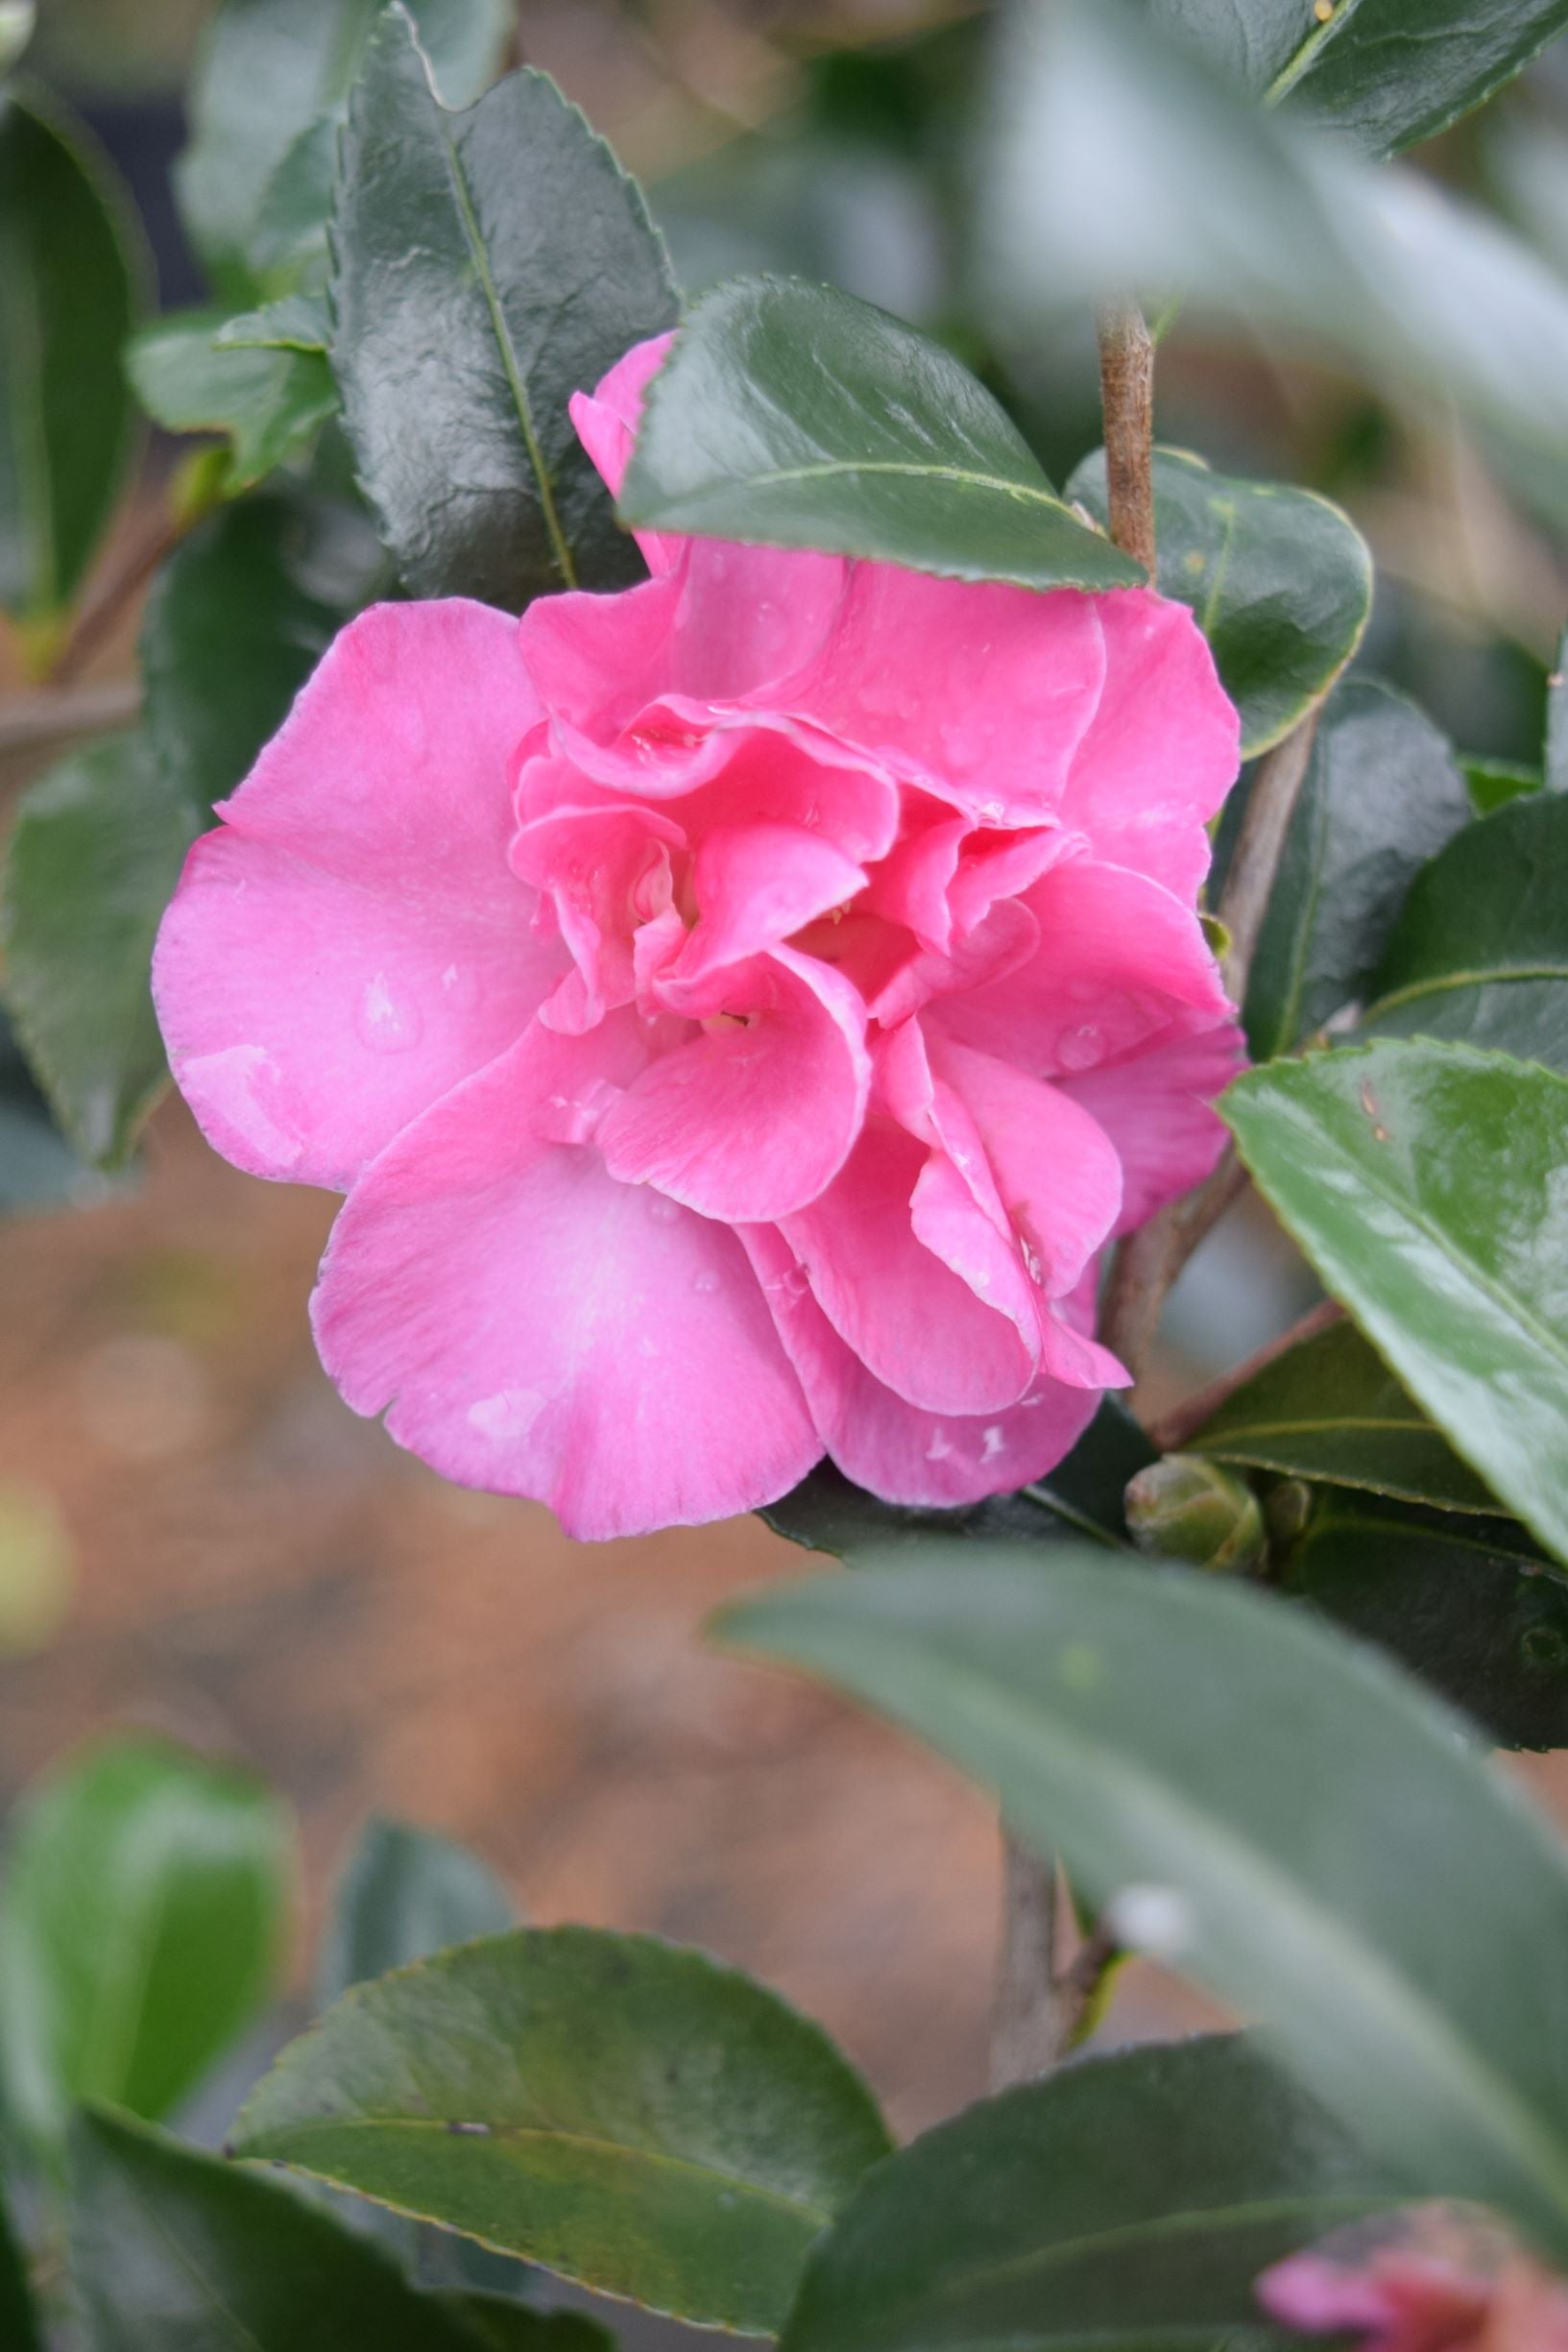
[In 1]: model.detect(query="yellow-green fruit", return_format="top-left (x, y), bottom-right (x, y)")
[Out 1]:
top-left (1124, 1455), bottom-right (1267, 1575)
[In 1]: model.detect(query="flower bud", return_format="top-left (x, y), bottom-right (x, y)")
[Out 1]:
top-left (1124, 1454), bottom-right (1266, 1574)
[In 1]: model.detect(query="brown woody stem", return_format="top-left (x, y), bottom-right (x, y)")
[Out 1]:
top-left (0, 679), bottom-right (140, 759)
top-left (1096, 301), bottom-right (1157, 575)
top-left (989, 303), bottom-right (1162, 2094)
top-left (1146, 1297), bottom-right (1345, 1456)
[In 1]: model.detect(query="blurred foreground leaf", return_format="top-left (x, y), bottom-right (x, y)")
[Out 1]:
top-left (234, 1927), bottom-right (892, 2330)
top-left (0, 1736), bottom-right (294, 2148)
top-left (716, 1548), bottom-right (1568, 2262)
top-left (985, 0), bottom-right (1568, 475)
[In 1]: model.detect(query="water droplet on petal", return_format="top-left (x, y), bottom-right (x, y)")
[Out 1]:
top-left (467, 1388), bottom-right (545, 1441)
top-left (646, 1193), bottom-right (681, 1224)
top-left (356, 973), bottom-right (423, 1054)
top-left (1055, 1023), bottom-right (1102, 1073)
top-left (692, 1268), bottom-right (721, 1295)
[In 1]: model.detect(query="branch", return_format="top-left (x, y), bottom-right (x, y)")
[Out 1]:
top-left (0, 679), bottom-right (140, 758)
top-left (1098, 1148), bottom-right (1250, 1381)
top-left (991, 302), bottom-right (1160, 2097)
top-left (1097, 708), bottom-right (1323, 1384)
top-left (47, 510), bottom-right (190, 688)
top-left (1097, 301), bottom-right (1157, 574)
top-left (1217, 707), bottom-right (1322, 1007)
top-left (1146, 1297), bottom-right (1345, 1455)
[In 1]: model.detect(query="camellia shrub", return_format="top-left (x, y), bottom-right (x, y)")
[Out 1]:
top-left (5, 0), bottom-right (1568, 2345)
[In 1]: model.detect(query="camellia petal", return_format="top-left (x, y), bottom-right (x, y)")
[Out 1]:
top-left (153, 600), bottom-right (562, 1190)
top-left (313, 1018), bottom-right (823, 1540)
top-left (781, 1122), bottom-right (1039, 1417)
top-left (742, 1224), bottom-right (1100, 1507)
top-left (1057, 589), bottom-right (1240, 898)
top-left (598, 948), bottom-right (871, 1223)
top-left (774, 564), bottom-right (1107, 820)
top-left (154, 331), bottom-right (1246, 1539)
top-left (1060, 1023), bottom-right (1244, 1234)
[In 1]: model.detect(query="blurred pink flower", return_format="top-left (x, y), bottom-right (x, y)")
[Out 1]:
top-left (153, 334), bottom-right (1241, 1539)
top-left (1260, 2244), bottom-right (1568, 2350)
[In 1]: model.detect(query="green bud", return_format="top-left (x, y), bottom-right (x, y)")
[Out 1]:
top-left (1124, 1454), bottom-right (1266, 1575)
top-left (1265, 1477), bottom-right (1315, 1545)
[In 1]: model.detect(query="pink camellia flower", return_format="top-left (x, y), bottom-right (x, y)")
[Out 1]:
top-left (152, 333), bottom-right (1242, 1540)
top-left (1259, 2243), bottom-right (1568, 2351)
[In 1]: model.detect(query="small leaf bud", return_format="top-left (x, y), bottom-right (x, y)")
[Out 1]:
top-left (1124, 1454), bottom-right (1266, 1574)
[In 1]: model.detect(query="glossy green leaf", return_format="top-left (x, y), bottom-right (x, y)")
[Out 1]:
top-left (1066, 444), bottom-right (1370, 756)
top-left (66, 2106), bottom-right (492, 2352)
top-left (0, 1736), bottom-right (294, 2148)
top-left (986, 0), bottom-right (1568, 473)
top-left (1278, 1), bottom-right (1568, 158)
top-left (141, 492), bottom-right (356, 820)
top-left (332, 10), bottom-right (677, 610)
top-left (783, 2034), bottom-right (1397, 2352)
top-left (318, 1817), bottom-right (515, 2009)
top-left (126, 310), bottom-right (337, 495)
top-left (1190, 1317), bottom-right (1497, 1515)
top-left (1224, 1039), bottom-right (1568, 1567)
top-left (0, 85), bottom-right (142, 637)
top-left (313, 1820), bottom-right (521, 2294)
top-left (1466, 760), bottom-right (1540, 816)
top-left (1363, 794), bottom-right (1568, 1072)
top-left (622, 276), bottom-right (1141, 594)
top-left (177, 0), bottom-right (511, 301)
top-left (1151, 0), bottom-right (1568, 155)
top-left (762, 1402), bottom-right (1153, 1560)
top-left (1283, 1494), bottom-right (1568, 1753)
top-left (233, 1927), bottom-right (892, 2330)
top-left (716, 1547), bottom-right (1568, 2260)
top-left (0, 2177), bottom-right (39, 2352)
top-left (1244, 681), bottom-right (1471, 1062)
top-left (0, 735), bottom-right (197, 1167)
